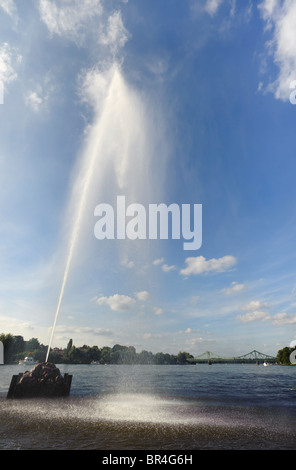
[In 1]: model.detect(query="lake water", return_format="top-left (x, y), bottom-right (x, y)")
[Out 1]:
top-left (0, 363), bottom-right (296, 450)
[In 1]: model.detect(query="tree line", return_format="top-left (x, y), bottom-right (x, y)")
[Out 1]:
top-left (0, 333), bottom-right (194, 365)
top-left (2, 333), bottom-right (293, 366)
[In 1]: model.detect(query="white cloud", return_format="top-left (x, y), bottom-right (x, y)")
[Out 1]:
top-left (203, 0), bottom-right (251, 19)
top-left (180, 255), bottom-right (237, 276)
top-left (237, 299), bottom-right (296, 325)
top-left (221, 281), bottom-right (245, 295)
top-left (184, 327), bottom-right (192, 334)
top-left (121, 257), bottom-right (134, 269)
top-left (237, 310), bottom-right (270, 323)
top-left (202, 0), bottom-right (296, 102)
top-left (0, 315), bottom-right (35, 333)
top-left (152, 258), bottom-right (176, 273)
top-left (25, 91), bottom-right (43, 112)
top-left (162, 264), bottom-right (176, 273)
top-left (39, 0), bottom-right (103, 44)
top-left (99, 10), bottom-right (130, 54)
top-left (142, 332), bottom-right (168, 340)
top-left (271, 313), bottom-right (296, 325)
top-left (24, 75), bottom-right (58, 112)
top-left (153, 307), bottom-right (164, 315)
top-left (204, 0), bottom-right (225, 16)
top-left (237, 309), bottom-right (296, 325)
top-left (153, 258), bottom-right (164, 266)
top-left (241, 300), bottom-right (269, 311)
top-left (54, 324), bottom-right (113, 336)
top-left (135, 291), bottom-right (150, 301)
top-left (39, 0), bottom-right (130, 55)
top-left (97, 294), bottom-right (136, 311)
top-left (0, 42), bottom-right (21, 87)
top-left (258, 0), bottom-right (296, 101)
top-left (259, 0), bottom-right (279, 26)
top-left (0, 0), bottom-right (17, 19)
top-left (238, 301), bottom-right (269, 322)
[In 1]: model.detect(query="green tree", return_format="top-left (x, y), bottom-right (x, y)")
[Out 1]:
top-left (101, 346), bottom-right (112, 364)
top-left (154, 352), bottom-right (166, 364)
top-left (68, 346), bottom-right (92, 364)
top-left (88, 346), bottom-right (101, 362)
top-left (137, 350), bottom-right (154, 364)
top-left (177, 351), bottom-right (193, 364)
top-left (0, 334), bottom-right (13, 363)
top-left (0, 334), bottom-right (25, 363)
top-left (277, 346), bottom-right (295, 365)
top-left (66, 339), bottom-right (73, 353)
top-left (163, 353), bottom-right (177, 364)
top-left (26, 338), bottom-right (40, 352)
top-left (120, 346), bottom-right (136, 364)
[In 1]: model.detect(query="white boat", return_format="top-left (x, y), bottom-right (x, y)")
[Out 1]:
top-left (90, 360), bottom-right (100, 365)
top-left (19, 356), bottom-right (38, 366)
top-left (263, 361), bottom-right (270, 366)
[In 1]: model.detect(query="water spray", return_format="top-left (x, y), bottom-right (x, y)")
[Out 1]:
top-left (45, 137), bottom-right (100, 362)
top-left (45, 66), bottom-right (159, 362)
top-left (45, 67), bottom-right (131, 362)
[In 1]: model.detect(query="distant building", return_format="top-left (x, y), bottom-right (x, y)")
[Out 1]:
top-left (53, 347), bottom-right (64, 354)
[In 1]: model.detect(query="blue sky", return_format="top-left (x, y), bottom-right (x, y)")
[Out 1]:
top-left (0, 0), bottom-right (296, 357)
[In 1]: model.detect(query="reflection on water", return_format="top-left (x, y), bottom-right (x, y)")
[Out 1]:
top-left (96, 394), bottom-right (191, 424)
top-left (1, 364), bottom-right (296, 449)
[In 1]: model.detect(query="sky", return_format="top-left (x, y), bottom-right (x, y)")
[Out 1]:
top-left (0, 0), bottom-right (296, 358)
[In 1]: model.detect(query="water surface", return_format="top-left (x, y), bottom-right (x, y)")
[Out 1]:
top-left (0, 363), bottom-right (295, 450)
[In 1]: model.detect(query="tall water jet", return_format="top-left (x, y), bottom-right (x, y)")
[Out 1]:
top-left (45, 63), bottom-right (167, 360)
top-left (45, 110), bottom-right (99, 361)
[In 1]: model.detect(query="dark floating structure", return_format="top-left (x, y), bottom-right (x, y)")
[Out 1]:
top-left (7, 362), bottom-right (72, 399)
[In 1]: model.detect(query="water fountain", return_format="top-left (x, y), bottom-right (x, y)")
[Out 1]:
top-left (7, 64), bottom-right (166, 399)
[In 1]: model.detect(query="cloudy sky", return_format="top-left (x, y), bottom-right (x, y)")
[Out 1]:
top-left (0, 0), bottom-right (296, 358)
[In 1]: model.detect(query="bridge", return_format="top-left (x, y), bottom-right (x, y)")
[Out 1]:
top-left (194, 351), bottom-right (226, 360)
top-left (234, 350), bottom-right (276, 361)
top-left (191, 350), bottom-right (277, 364)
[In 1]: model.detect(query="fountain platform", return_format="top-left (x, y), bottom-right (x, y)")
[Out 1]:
top-left (7, 362), bottom-right (72, 399)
